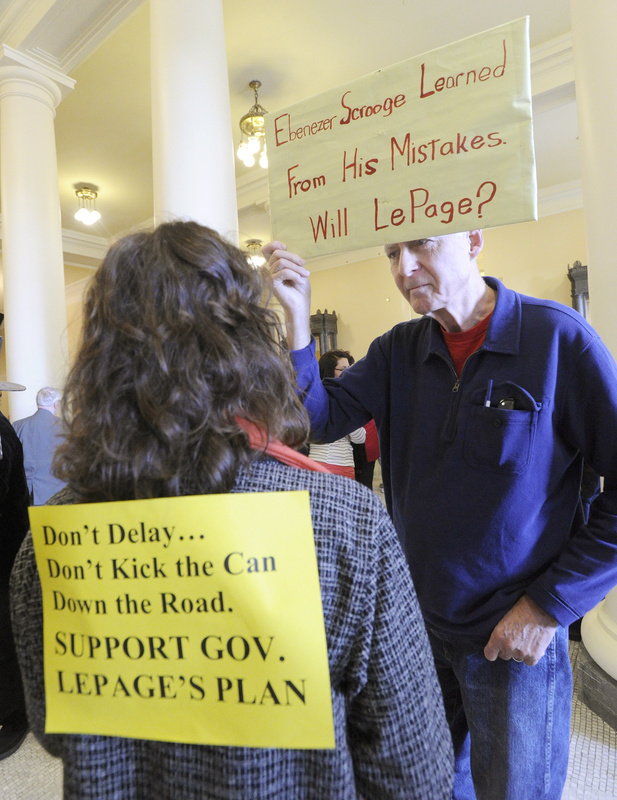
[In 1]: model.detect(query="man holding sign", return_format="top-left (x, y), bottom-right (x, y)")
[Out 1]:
top-left (266, 230), bottom-right (617, 800)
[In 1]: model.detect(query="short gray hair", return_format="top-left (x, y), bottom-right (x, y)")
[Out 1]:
top-left (36, 386), bottom-right (61, 407)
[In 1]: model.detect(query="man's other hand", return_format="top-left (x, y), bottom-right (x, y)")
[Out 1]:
top-left (484, 594), bottom-right (558, 666)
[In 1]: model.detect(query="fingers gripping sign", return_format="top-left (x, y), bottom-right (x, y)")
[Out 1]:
top-left (483, 594), bottom-right (558, 667)
top-left (264, 241), bottom-right (310, 297)
top-left (263, 241), bottom-right (312, 350)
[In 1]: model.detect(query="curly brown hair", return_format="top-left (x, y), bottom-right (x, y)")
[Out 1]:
top-left (54, 221), bottom-right (309, 501)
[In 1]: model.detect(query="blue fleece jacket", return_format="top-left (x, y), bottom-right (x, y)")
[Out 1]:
top-left (292, 278), bottom-right (617, 640)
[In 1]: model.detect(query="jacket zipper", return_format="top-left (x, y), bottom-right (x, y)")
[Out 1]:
top-left (440, 350), bottom-right (481, 442)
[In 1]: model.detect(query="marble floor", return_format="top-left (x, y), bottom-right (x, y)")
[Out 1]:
top-left (563, 640), bottom-right (617, 800)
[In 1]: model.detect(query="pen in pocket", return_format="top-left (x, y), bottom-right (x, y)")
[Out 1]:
top-left (484, 378), bottom-right (493, 408)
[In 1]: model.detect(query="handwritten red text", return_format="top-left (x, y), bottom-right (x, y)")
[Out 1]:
top-left (309, 208), bottom-right (349, 242)
top-left (373, 182), bottom-right (498, 229)
top-left (391, 130), bottom-right (504, 170)
top-left (342, 148), bottom-right (379, 181)
top-left (274, 113), bottom-right (337, 147)
top-left (287, 165), bottom-right (327, 199)
top-left (420, 40), bottom-right (507, 99)
top-left (340, 90), bottom-right (406, 125)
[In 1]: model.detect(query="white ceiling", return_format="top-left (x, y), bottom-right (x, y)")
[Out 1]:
top-left (0, 0), bottom-right (577, 265)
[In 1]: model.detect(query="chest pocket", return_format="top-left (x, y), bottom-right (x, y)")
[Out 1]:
top-left (464, 381), bottom-right (542, 474)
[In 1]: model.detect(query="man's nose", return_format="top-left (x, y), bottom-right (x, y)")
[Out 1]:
top-left (398, 246), bottom-right (419, 276)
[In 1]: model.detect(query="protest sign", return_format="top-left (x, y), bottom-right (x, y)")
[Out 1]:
top-left (265, 17), bottom-right (536, 257)
top-left (29, 491), bottom-right (334, 749)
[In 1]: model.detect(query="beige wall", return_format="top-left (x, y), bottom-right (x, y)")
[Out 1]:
top-left (65, 300), bottom-right (85, 367)
top-left (481, 209), bottom-right (587, 310)
top-left (310, 255), bottom-right (415, 360)
top-left (64, 268), bottom-right (94, 373)
top-left (310, 208), bottom-right (588, 359)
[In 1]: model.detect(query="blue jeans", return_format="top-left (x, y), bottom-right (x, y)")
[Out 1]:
top-left (428, 626), bottom-right (572, 800)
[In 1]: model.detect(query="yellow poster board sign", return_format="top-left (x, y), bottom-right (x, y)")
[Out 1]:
top-left (265, 17), bottom-right (536, 257)
top-left (29, 492), bottom-right (334, 749)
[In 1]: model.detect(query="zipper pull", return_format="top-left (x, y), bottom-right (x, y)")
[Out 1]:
top-left (452, 378), bottom-right (460, 393)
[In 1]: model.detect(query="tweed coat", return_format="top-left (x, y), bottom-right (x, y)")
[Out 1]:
top-left (10, 457), bottom-right (453, 799)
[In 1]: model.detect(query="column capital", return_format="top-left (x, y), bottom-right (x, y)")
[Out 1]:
top-left (0, 44), bottom-right (74, 108)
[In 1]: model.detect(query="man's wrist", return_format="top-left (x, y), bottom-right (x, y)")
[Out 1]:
top-left (522, 594), bottom-right (559, 628)
top-left (284, 317), bottom-right (311, 351)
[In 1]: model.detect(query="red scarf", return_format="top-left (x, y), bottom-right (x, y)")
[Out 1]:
top-left (236, 417), bottom-right (334, 474)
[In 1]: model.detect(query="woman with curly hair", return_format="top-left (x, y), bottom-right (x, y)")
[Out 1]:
top-left (10, 221), bottom-right (452, 800)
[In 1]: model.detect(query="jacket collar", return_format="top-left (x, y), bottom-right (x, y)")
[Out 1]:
top-left (422, 276), bottom-right (521, 361)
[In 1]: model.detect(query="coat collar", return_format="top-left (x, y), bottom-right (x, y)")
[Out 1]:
top-left (422, 276), bottom-right (521, 361)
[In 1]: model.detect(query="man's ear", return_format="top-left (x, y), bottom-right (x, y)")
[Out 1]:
top-left (468, 230), bottom-right (484, 259)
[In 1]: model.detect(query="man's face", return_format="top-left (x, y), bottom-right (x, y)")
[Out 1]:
top-left (384, 232), bottom-right (482, 317)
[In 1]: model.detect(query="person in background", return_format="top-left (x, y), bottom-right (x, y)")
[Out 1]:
top-left (10, 221), bottom-right (453, 800)
top-left (0, 381), bottom-right (30, 758)
top-left (265, 231), bottom-right (617, 800)
top-left (308, 349), bottom-right (366, 478)
top-left (352, 419), bottom-right (380, 490)
top-left (13, 386), bottom-right (66, 505)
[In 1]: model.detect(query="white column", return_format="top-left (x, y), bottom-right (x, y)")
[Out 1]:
top-left (0, 48), bottom-right (74, 420)
top-left (149, 0), bottom-right (238, 243)
top-left (570, 1), bottom-right (617, 348)
top-left (570, 1), bottom-right (617, 678)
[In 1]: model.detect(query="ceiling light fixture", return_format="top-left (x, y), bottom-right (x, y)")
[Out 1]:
top-left (245, 239), bottom-right (266, 268)
top-left (237, 80), bottom-right (268, 170)
top-left (74, 186), bottom-right (101, 225)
